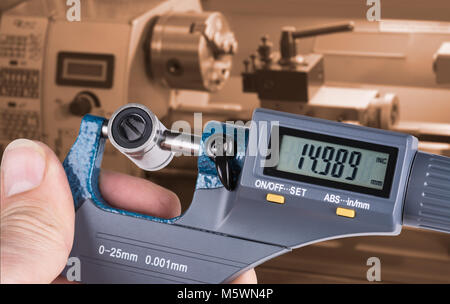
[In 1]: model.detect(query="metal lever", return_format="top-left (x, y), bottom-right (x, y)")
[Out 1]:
top-left (279, 21), bottom-right (354, 65)
top-left (291, 22), bottom-right (355, 39)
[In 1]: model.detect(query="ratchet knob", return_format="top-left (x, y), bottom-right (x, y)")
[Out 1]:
top-left (108, 103), bottom-right (173, 171)
top-left (118, 113), bottom-right (147, 143)
top-left (403, 151), bottom-right (450, 233)
top-left (110, 106), bottom-right (153, 149)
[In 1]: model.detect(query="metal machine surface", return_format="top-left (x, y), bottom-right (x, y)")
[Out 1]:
top-left (0, 0), bottom-right (237, 173)
top-left (62, 103), bottom-right (449, 283)
top-left (241, 22), bottom-right (400, 131)
top-left (203, 0), bottom-right (450, 154)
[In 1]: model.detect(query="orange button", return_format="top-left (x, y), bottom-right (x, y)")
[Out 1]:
top-left (266, 193), bottom-right (285, 204)
top-left (336, 207), bottom-right (356, 218)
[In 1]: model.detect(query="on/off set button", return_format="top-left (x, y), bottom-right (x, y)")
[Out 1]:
top-left (266, 193), bottom-right (285, 204)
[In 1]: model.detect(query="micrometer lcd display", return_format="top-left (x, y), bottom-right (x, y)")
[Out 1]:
top-left (264, 127), bottom-right (398, 198)
top-left (278, 136), bottom-right (389, 188)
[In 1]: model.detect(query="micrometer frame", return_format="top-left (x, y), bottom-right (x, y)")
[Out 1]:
top-left (62, 107), bottom-right (450, 284)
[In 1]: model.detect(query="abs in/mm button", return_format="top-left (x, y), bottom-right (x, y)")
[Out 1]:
top-left (266, 193), bottom-right (285, 204)
top-left (336, 207), bottom-right (356, 218)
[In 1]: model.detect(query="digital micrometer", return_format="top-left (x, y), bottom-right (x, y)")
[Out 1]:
top-left (62, 103), bottom-right (450, 283)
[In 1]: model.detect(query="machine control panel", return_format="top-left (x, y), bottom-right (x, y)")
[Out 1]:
top-left (0, 15), bottom-right (48, 158)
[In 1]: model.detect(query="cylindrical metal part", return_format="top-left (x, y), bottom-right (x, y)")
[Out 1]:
top-left (160, 130), bottom-right (201, 156)
top-left (147, 12), bottom-right (237, 92)
top-left (107, 103), bottom-right (174, 171)
top-left (279, 26), bottom-right (297, 64)
top-left (257, 35), bottom-right (273, 63)
top-left (367, 93), bottom-right (399, 130)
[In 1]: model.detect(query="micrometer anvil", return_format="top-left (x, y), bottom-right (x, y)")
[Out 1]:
top-left (62, 103), bottom-right (450, 283)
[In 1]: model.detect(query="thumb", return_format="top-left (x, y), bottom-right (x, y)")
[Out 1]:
top-left (0, 139), bottom-right (74, 284)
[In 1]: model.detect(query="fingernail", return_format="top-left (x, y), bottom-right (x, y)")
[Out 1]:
top-left (1, 139), bottom-right (46, 198)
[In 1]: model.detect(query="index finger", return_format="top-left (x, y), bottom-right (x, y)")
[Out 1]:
top-left (99, 170), bottom-right (181, 219)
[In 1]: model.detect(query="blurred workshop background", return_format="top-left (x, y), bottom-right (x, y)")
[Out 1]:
top-left (0, 0), bottom-right (449, 283)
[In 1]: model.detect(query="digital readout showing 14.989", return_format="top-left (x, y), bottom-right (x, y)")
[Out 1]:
top-left (276, 135), bottom-right (390, 190)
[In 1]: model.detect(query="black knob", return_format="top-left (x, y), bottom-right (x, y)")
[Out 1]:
top-left (111, 107), bottom-right (153, 149)
top-left (69, 92), bottom-right (99, 116)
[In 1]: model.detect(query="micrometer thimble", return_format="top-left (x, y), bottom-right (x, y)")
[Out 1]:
top-left (107, 103), bottom-right (174, 171)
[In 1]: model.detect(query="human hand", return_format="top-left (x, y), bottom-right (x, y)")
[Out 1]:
top-left (0, 139), bottom-right (257, 284)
